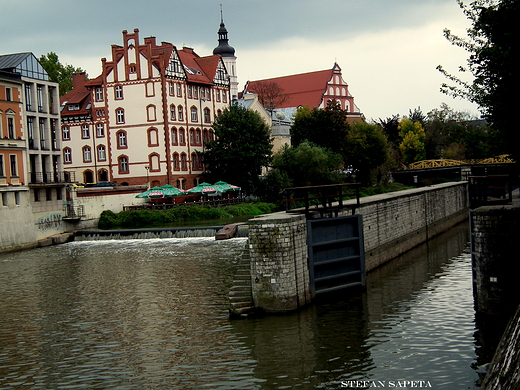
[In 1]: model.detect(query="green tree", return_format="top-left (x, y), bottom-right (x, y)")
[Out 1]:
top-left (398, 119), bottom-right (426, 164)
top-left (437, 0), bottom-right (520, 161)
top-left (39, 52), bottom-right (85, 96)
top-left (271, 142), bottom-right (344, 187)
top-left (344, 121), bottom-right (389, 185)
top-left (290, 99), bottom-right (349, 157)
top-left (199, 103), bottom-right (272, 194)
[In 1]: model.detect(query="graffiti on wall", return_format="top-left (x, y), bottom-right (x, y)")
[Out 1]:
top-left (37, 213), bottom-right (63, 232)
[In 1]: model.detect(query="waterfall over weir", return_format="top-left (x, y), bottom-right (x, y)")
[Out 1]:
top-left (74, 225), bottom-right (249, 241)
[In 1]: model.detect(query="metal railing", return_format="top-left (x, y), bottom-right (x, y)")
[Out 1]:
top-left (30, 171), bottom-right (76, 184)
top-left (63, 204), bottom-right (85, 219)
top-left (283, 183), bottom-right (361, 215)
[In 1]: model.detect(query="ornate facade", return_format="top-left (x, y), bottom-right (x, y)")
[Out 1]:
top-left (61, 27), bottom-right (233, 189)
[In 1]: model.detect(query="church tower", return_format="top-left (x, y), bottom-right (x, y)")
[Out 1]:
top-left (213, 7), bottom-right (238, 100)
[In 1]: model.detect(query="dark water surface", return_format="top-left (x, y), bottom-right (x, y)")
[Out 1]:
top-left (0, 222), bottom-right (480, 389)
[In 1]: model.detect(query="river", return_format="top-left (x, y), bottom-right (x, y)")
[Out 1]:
top-left (0, 221), bottom-right (482, 389)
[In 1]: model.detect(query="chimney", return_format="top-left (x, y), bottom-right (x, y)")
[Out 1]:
top-left (72, 72), bottom-right (87, 89)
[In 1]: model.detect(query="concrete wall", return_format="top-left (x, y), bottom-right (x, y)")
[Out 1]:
top-left (248, 182), bottom-right (469, 313)
top-left (248, 213), bottom-right (311, 313)
top-left (341, 182), bottom-right (469, 271)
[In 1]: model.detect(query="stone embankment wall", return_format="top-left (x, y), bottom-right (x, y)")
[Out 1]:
top-left (248, 182), bottom-right (469, 313)
top-left (349, 182), bottom-right (469, 271)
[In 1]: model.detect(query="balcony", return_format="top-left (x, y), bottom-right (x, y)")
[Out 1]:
top-left (63, 204), bottom-right (85, 221)
top-left (29, 171), bottom-right (76, 185)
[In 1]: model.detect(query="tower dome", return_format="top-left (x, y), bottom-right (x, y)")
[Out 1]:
top-left (213, 11), bottom-right (235, 57)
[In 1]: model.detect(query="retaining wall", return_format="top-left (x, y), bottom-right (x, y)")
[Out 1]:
top-left (248, 182), bottom-right (469, 313)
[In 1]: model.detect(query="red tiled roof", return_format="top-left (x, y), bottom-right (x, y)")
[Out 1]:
top-left (244, 69), bottom-right (334, 109)
top-left (178, 48), bottom-right (215, 85)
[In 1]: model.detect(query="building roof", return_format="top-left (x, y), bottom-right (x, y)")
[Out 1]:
top-left (244, 68), bottom-right (335, 109)
top-left (0, 52), bottom-right (49, 81)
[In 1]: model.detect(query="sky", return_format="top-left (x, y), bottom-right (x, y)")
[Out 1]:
top-left (1, 0), bottom-right (481, 121)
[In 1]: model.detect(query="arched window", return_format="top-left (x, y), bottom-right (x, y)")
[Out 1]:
top-left (83, 170), bottom-right (94, 184)
top-left (189, 128), bottom-right (195, 144)
top-left (97, 145), bottom-right (106, 161)
top-left (117, 130), bottom-right (127, 148)
top-left (190, 106), bottom-right (198, 122)
top-left (63, 147), bottom-right (72, 163)
top-left (82, 146), bottom-right (92, 162)
top-left (147, 104), bottom-right (156, 121)
top-left (173, 153), bottom-right (180, 170)
top-left (195, 129), bottom-right (201, 144)
top-left (178, 106), bottom-right (184, 121)
top-left (147, 127), bottom-right (159, 147)
top-left (217, 109), bottom-right (222, 117)
top-left (203, 129), bottom-right (209, 143)
top-left (209, 129), bottom-right (215, 141)
top-left (171, 127), bottom-right (178, 145)
top-left (116, 108), bottom-right (125, 124)
top-left (118, 155), bottom-right (129, 173)
top-left (98, 169), bottom-right (108, 182)
top-left (191, 153), bottom-right (199, 170)
top-left (170, 104), bottom-right (176, 121)
top-left (179, 128), bottom-right (185, 145)
top-left (180, 153), bottom-right (187, 170)
top-left (204, 108), bottom-right (211, 123)
top-left (149, 153), bottom-right (160, 172)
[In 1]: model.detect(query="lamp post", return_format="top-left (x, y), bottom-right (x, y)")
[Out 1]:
top-left (145, 166), bottom-right (150, 189)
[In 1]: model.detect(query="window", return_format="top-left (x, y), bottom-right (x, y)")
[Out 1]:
top-left (67, 104), bottom-right (80, 111)
top-left (117, 130), bottom-right (127, 148)
top-left (129, 65), bottom-right (136, 74)
top-left (97, 145), bottom-right (106, 161)
top-left (83, 146), bottom-right (92, 162)
top-left (190, 107), bottom-right (198, 122)
top-left (216, 89), bottom-right (221, 102)
top-left (169, 82), bottom-right (174, 96)
top-left (204, 108), bottom-right (211, 123)
top-left (56, 188), bottom-right (62, 201)
top-left (7, 117), bottom-right (15, 138)
top-left (200, 88), bottom-right (205, 100)
top-left (95, 87), bottom-right (103, 101)
top-left (46, 188), bottom-right (52, 201)
top-left (196, 129), bottom-right (201, 144)
top-left (116, 108), bottom-right (125, 124)
top-left (171, 127), bottom-right (177, 145)
top-left (25, 84), bottom-right (32, 111)
top-left (39, 119), bottom-right (46, 149)
top-left (119, 156), bottom-right (129, 173)
top-left (2, 192), bottom-right (8, 207)
top-left (37, 85), bottom-right (44, 112)
top-left (189, 129), bottom-right (195, 144)
top-left (173, 153), bottom-right (180, 170)
top-left (146, 104), bottom-right (156, 121)
top-left (145, 82), bottom-right (155, 97)
top-left (96, 123), bottom-right (105, 137)
top-left (206, 88), bottom-right (211, 101)
top-left (15, 191), bottom-right (20, 205)
top-left (177, 83), bottom-right (182, 97)
top-left (147, 128), bottom-right (159, 146)
top-left (64, 148), bottom-right (72, 163)
top-left (191, 153), bottom-right (199, 170)
top-left (0, 155), bottom-right (4, 177)
top-left (170, 104), bottom-right (176, 121)
top-left (81, 124), bottom-right (90, 139)
top-left (10, 155), bottom-right (17, 177)
top-left (178, 106), bottom-right (184, 121)
top-left (193, 86), bottom-right (198, 99)
top-left (34, 188), bottom-right (40, 202)
top-left (62, 126), bottom-right (70, 140)
top-left (115, 85), bottom-right (123, 99)
top-left (5, 88), bottom-right (11, 101)
top-left (222, 90), bottom-right (227, 103)
top-left (187, 85), bottom-right (192, 98)
top-left (217, 109), bottom-right (222, 117)
top-left (180, 153), bottom-right (187, 170)
top-left (179, 128), bottom-right (185, 145)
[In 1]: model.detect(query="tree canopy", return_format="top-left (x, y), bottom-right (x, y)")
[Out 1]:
top-left (39, 52), bottom-right (85, 96)
top-left (199, 103), bottom-right (272, 194)
top-left (398, 118), bottom-right (426, 164)
top-left (438, 0), bottom-right (520, 161)
top-left (290, 99), bottom-right (349, 157)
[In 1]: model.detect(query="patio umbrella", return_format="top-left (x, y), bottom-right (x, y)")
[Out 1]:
top-left (159, 184), bottom-right (185, 197)
top-left (213, 181), bottom-right (241, 193)
top-left (184, 182), bottom-right (222, 195)
top-left (135, 186), bottom-right (166, 199)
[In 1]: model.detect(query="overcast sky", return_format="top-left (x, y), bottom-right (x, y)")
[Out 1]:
top-left (1, 0), bottom-right (480, 120)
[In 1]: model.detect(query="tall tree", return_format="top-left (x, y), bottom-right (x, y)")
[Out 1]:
top-left (39, 52), bottom-right (85, 96)
top-left (344, 121), bottom-right (389, 185)
top-left (398, 118), bottom-right (426, 164)
top-left (437, 0), bottom-right (520, 161)
top-left (290, 99), bottom-right (349, 157)
top-left (199, 103), bottom-right (272, 194)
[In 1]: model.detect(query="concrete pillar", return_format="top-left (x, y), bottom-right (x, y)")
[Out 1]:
top-left (472, 205), bottom-right (520, 319)
top-left (248, 213), bottom-right (311, 313)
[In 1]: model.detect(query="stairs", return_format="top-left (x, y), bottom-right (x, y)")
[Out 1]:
top-left (229, 243), bottom-right (257, 318)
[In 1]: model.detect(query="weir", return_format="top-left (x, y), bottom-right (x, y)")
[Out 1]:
top-left (74, 225), bottom-right (249, 241)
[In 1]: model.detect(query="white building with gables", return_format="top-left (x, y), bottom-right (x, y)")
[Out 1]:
top-left (61, 26), bottom-right (234, 190)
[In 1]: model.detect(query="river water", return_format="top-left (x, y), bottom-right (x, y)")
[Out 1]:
top-left (0, 222), bottom-right (482, 389)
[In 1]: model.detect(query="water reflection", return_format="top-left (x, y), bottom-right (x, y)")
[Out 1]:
top-left (0, 223), bottom-right (480, 389)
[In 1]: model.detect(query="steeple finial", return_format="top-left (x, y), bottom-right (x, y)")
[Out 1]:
top-left (213, 4), bottom-right (235, 57)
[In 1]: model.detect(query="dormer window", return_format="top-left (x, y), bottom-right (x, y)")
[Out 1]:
top-left (67, 104), bottom-right (80, 111)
